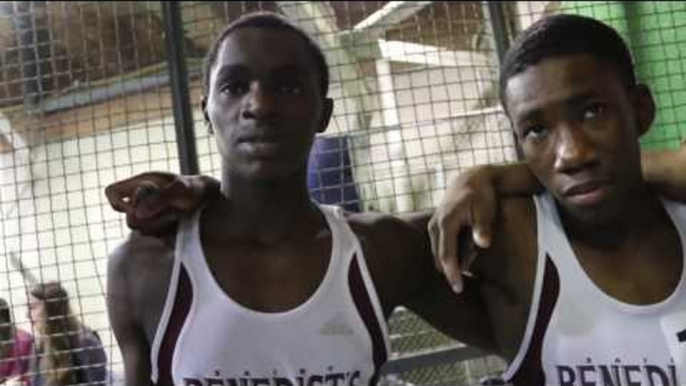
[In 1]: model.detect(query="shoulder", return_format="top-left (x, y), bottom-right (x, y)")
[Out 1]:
top-left (109, 231), bottom-right (174, 265)
top-left (107, 232), bottom-right (175, 332)
top-left (346, 212), bottom-right (427, 258)
top-left (471, 196), bottom-right (538, 289)
top-left (345, 211), bottom-right (432, 313)
top-left (347, 211), bottom-right (422, 236)
top-left (108, 232), bottom-right (175, 285)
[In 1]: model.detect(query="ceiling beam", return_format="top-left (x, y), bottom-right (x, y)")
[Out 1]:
top-left (353, 1), bottom-right (433, 39)
top-left (378, 39), bottom-right (489, 67)
top-left (340, 1), bottom-right (432, 60)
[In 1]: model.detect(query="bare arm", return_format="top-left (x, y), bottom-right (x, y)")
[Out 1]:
top-left (357, 214), bottom-right (498, 352)
top-left (107, 235), bottom-right (160, 386)
top-left (467, 142), bottom-right (686, 199)
top-left (643, 140), bottom-right (686, 200)
top-left (426, 163), bottom-right (537, 292)
top-left (428, 143), bottom-right (686, 292)
top-left (105, 172), bottom-right (220, 238)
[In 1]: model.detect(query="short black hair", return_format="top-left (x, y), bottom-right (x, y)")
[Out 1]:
top-left (500, 14), bottom-right (636, 109)
top-left (202, 12), bottom-right (330, 98)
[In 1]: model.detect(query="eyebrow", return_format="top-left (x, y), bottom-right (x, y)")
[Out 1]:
top-left (514, 108), bottom-right (542, 127)
top-left (214, 64), bottom-right (309, 80)
top-left (515, 89), bottom-right (601, 125)
top-left (213, 65), bottom-right (249, 82)
top-left (565, 90), bottom-right (601, 108)
top-left (271, 65), bottom-right (311, 79)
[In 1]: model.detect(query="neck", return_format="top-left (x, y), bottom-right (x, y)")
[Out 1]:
top-left (209, 169), bottom-right (322, 244)
top-left (561, 183), bottom-right (661, 247)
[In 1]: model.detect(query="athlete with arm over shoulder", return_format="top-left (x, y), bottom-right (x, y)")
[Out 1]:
top-left (106, 12), bottom-right (495, 386)
top-left (106, 12), bottom-right (686, 386)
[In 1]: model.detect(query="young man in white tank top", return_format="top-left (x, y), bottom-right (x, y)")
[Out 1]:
top-left (428, 14), bottom-right (686, 386)
top-left (106, 12), bottom-right (507, 386)
top-left (106, 12), bottom-right (686, 386)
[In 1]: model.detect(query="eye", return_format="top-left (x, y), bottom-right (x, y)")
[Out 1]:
top-left (220, 82), bottom-right (249, 96)
top-left (522, 124), bottom-right (549, 140)
top-left (582, 102), bottom-right (606, 120)
top-left (277, 82), bottom-right (304, 95)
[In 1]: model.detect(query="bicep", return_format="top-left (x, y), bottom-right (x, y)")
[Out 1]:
top-left (403, 257), bottom-right (498, 352)
top-left (107, 243), bottom-right (153, 386)
top-left (643, 144), bottom-right (686, 201)
top-left (374, 216), bottom-right (497, 351)
top-left (396, 210), bottom-right (433, 234)
top-left (107, 289), bottom-right (152, 386)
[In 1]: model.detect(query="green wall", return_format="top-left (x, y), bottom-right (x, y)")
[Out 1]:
top-left (561, 1), bottom-right (686, 149)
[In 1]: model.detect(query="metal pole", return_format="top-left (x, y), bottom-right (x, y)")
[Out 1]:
top-left (487, 1), bottom-right (511, 65)
top-left (162, 1), bottom-right (199, 175)
top-left (487, 1), bottom-right (523, 159)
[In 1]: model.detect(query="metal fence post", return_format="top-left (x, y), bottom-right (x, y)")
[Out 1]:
top-left (162, 1), bottom-right (200, 175)
top-left (486, 1), bottom-right (522, 160)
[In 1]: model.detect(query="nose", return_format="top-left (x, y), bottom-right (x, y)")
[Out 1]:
top-left (242, 82), bottom-right (276, 121)
top-left (553, 124), bottom-right (599, 174)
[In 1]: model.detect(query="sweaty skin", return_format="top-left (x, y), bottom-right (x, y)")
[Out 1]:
top-left (107, 25), bottom-right (495, 386)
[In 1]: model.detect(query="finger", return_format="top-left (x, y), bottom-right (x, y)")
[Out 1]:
top-left (131, 176), bottom-right (193, 220)
top-left (470, 195), bottom-right (495, 249)
top-left (437, 220), bottom-right (463, 293)
top-left (428, 218), bottom-right (442, 272)
top-left (106, 172), bottom-right (173, 212)
top-left (157, 177), bottom-right (198, 211)
top-left (135, 189), bottom-right (168, 220)
top-left (105, 182), bottom-right (135, 213)
top-left (127, 209), bottom-right (180, 237)
top-left (457, 226), bottom-right (478, 272)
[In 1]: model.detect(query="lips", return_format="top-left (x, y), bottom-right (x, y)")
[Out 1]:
top-left (562, 179), bottom-right (610, 206)
top-left (237, 134), bottom-right (282, 157)
top-left (237, 132), bottom-right (280, 143)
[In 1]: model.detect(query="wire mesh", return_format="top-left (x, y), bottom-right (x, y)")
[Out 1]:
top-left (0, 2), bottom-right (177, 385)
top-left (186, 1), bottom-right (510, 381)
top-left (0, 2), bottom-right (683, 386)
top-left (513, 1), bottom-right (686, 150)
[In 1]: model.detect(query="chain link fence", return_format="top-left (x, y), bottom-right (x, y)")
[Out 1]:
top-left (0, 2), bottom-right (684, 385)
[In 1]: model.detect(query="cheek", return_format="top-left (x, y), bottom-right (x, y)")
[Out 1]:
top-left (288, 98), bottom-right (322, 121)
top-left (213, 132), bottom-right (231, 157)
top-left (523, 147), bottom-right (554, 182)
top-left (207, 94), bottom-right (241, 121)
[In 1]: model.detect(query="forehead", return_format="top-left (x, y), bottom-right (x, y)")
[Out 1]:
top-left (212, 27), bottom-right (316, 78)
top-left (505, 54), bottom-right (626, 119)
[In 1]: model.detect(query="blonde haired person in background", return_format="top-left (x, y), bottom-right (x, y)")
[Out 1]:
top-left (27, 282), bottom-right (106, 386)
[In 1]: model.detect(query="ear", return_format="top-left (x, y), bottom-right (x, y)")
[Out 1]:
top-left (317, 98), bottom-right (334, 134)
top-left (201, 97), bottom-right (213, 134)
top-left (631, 84), bottom-right (656, 137)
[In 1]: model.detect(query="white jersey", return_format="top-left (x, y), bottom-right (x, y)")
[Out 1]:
top-left (504, 193), bottom-right (686, 386)
top-left (150, 204), bottom-right (390, 386)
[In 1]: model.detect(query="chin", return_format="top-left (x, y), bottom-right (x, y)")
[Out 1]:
top-left (248, 165), bottom-right (301, 183)
top-left (562, 200), bottom-right (622, 227)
